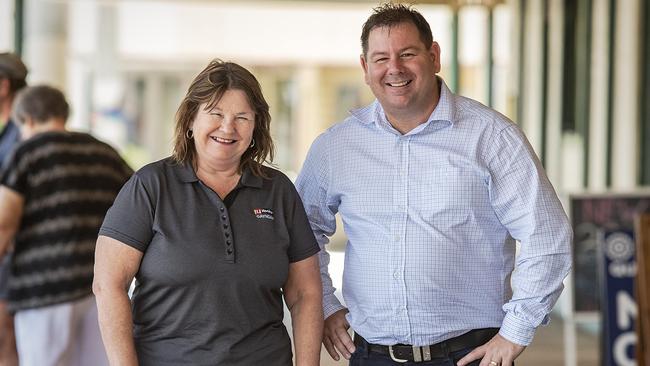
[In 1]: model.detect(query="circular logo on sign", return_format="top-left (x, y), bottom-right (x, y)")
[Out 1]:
top-left (605, 233), bottom-right (634, 262)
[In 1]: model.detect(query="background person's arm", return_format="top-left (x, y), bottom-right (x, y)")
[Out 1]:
top-left (0, 186), bottom-right (23, 259)
top-left (93, 235), bottom-right (143, 366)
top-left (0, 187), bottom-right (20, 366)
top-left (283, 255), bottom-right (323, 366)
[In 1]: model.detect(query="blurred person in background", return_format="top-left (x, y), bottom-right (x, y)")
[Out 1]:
top-left (0, 53), bottom-right (24, 160)
top-left (0, 52), bottom-right (28, 366)
top-left (296, 3), bottom-right (572, 366)
top-left (93, 59), bottom-right (323, 366)
top-left (0, 85), bottom-right (133, 366)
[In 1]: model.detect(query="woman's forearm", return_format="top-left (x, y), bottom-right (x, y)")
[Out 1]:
top-left (93, 235), bottom-right (143, 365)
top-left (290, 292), bottom-right (324, 366)
top-left (94, 287), bottom-right (138, 366)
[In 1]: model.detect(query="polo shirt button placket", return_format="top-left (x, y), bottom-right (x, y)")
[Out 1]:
top-left (220, 207), bottom-right (235, 262)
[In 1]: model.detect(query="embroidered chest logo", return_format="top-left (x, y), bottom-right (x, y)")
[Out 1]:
top-left (253, 208), bottom-right (274, 220)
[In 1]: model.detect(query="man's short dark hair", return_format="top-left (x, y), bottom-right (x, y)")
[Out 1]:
top-left (360, 3), bottom-right (434, 56)
top-left (12, 85), bottom-right (70, 125)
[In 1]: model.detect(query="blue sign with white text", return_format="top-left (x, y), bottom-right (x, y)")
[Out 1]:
top-left (601, 230), bottom-right (637, 366)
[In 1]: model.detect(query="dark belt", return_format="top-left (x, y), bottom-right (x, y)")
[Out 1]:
top-left (354, 328), bottom-right (499, 363)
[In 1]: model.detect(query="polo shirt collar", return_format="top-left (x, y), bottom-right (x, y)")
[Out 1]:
top-left (349, 76), bottom-right (456, 133)
top-left (173, 160), bottom-right (199, 183)
top-left (239, 166), bottom-right (263, 188)
top-left (172, 159), bottom-right (263, 188)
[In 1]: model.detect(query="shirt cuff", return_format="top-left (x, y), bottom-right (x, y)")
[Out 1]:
top-left (499, 312), bottom-right (537, 346)
top-left (323, 293), bottom-right (345, 319)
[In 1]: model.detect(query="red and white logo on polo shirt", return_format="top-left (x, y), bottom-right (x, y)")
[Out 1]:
top-left (253, 208), bottom-right (274, 220)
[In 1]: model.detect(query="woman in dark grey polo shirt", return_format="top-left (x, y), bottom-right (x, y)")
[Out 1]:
top-left (92, 60), bottom-right (323, 366)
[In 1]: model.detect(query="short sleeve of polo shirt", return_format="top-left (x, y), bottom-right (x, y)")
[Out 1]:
top-left (99, 173), bottom-right (155, 252)
top-left (284, 181), bottom-right (320, 263)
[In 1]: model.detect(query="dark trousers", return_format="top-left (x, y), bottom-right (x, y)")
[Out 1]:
top-left (349, 329), bottom-right (511, 366)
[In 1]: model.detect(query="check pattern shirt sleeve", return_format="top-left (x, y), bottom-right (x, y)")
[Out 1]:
top-left (484, 125), bottom-right (572, 345)
top-left (296, 80), bottom-right (572, 347)
top-left (295, 134), bottom-right (345, 318)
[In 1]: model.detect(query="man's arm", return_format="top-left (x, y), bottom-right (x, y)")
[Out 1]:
top-left (295, 133), bottom-right (356, 361)
top-left (0, 186), bottom-right (23, 259)
top-left (459, 125), bottom-right (572, 366)
top-left (491, 125), bottom-right (572, 344)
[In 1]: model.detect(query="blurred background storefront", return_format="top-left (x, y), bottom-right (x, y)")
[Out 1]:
top-left (1, 0), bottom-right (649, 365)
top-left (3, 0), bottom-right (648, 188)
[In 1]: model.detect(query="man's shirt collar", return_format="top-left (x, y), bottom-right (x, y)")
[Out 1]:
top-left (349, 77), bottom-right (456, 135)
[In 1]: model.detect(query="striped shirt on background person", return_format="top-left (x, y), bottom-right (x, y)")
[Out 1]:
top-left (0, 131), bottom-right (132, 312)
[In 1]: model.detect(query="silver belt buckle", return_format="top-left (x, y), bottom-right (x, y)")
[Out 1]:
top-left (412, 345), bottom-right (432, 362)
top-left (388, 345), bottom-right (432, 363)
top-left (388, 345), bottom-right (408, 363)
top-left (421, 345), bottom-right (432, 361)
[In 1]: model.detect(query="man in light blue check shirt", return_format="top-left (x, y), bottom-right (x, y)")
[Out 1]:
top-left (295, 4), bottom-right (572, 366)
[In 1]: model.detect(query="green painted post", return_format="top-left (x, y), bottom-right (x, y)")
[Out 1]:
top-left (487, 5), bottom-right (494, 108)
top-left (14, 0), bottom-right (24, 56)
top-left (451, 6), bottom-right (459, 93)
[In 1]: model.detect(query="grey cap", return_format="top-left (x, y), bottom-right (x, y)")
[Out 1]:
top-left (0, 52), bottom-right (28, 81)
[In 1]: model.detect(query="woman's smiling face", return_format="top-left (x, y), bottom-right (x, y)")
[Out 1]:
top-left (191, 89), bottom-right (255, 170)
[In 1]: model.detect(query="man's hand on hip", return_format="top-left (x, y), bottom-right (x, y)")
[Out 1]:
top-left (457, 333), bottom-right (525, 366)
top-left (323, 308), bottom-right (355, 361)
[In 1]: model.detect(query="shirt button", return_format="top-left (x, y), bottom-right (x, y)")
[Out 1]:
top-left (221, 215), bottom-right (227, 221)
top-left (227, 249), bottom-right (233, 254)
top-left (224, 232), bottom-right (230, 238)
top-left (223, 224), bottom-right (228, 229)
top-left (393, 271), bottom-right (400, 279)
top-left (226, 240), bottom-right (232, 246)
top-left (220, 207), bottom-right (225, 212)
top-left (394, 235), bottom-right (401, 242)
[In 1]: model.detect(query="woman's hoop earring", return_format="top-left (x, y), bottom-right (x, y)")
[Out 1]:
top-left (186, 129), bottom-right (193, 139)
top-left (249, 138), bottom-right (255, 148)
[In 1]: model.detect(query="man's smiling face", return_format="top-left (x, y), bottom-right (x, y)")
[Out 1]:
top-left (360, 22), bottom-right (440, 127)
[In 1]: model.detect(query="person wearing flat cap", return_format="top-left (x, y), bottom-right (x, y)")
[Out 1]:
top-left (0, 51), bottom-right (27, 366)
top-left (0, 52), bottom-right (26, 159)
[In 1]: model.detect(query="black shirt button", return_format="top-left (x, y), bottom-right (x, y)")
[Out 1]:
top-left (221, 215), bottom-right (226, 220)
top-left (223, 224), bottom-right (228, 229)
top-left (220, 207), bottom-right (225, 212)
top-left (224, 232), bottom-right (230, 238)
top-left (227, 249), bottom-right (233, 254)
top-left (226, 240), bottom-right (231, 246)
